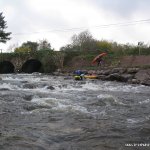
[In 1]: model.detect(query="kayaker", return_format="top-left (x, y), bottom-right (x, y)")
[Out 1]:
top-left (74, 70), bottom-right (85, 80)
top-left (96, 56), bottom-right (103, 66)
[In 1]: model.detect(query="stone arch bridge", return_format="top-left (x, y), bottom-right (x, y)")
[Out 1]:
top-left (0, 54), bottom-right (42, 73)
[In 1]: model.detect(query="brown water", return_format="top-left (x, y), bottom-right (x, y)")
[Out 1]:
top-left (0, 74), bottom-right (150, 150)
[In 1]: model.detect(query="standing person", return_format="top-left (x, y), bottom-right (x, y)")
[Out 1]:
top-left (97, 56), bottom-right (103, 67)
top-left (92, 52), bottom-right (107, 67)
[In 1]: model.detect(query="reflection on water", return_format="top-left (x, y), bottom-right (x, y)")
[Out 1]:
top-left (0, 74), bottom-right (150, 150)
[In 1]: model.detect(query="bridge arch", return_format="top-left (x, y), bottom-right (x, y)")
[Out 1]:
top-left (21, 59), bottom-right (42, 73)
top-left (0, 61), bottom-right (15, 74)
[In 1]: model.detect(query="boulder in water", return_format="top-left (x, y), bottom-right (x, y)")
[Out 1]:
top-left (23, 83), bottom-right (36, 89)
top-left (135, 69), bottom-right (150, 85)
top-left (127, 68), bottom-right (139, 74)
top-left (47, 86), bottom-right (55, 90)
top-left (105, 73), bottom-right (133, 82)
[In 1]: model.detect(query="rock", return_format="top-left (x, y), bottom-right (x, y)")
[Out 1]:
top-left (97, 75), bottom-right (107, 80)
top-left (141, 80), bottom-right (150, 86)
top-left (0, 88), bottom-right (10, 91)
top-left (52, 72), bottom-right (61, 76)
top-left (62, 84), bottom-right (68, 88)
top-left (23, 95), bottom-right (33, 101)
top-left (0, 77), bottom-right (2, 80)
top-left (119, 68), bottom-right (127, 74)
top-left (88, 70), bottom-right (96, 75)
top-left (21, 81), bottom-right (28, 83)
top-left (96, 70), bottom-right (104, 75)
top-left (23, 84), bottom-right (36, 89)
top-left (129, 79), bottom-right (140, 84)
top-left (105, 73), bottom-right (121, 81)
top-left (106, 73), bottom-right (132, 82)
top-left (121, 74), bottom-right (134, 81)
top-left (102, 70), bottom-right (111, 75)
top-left (47, 86), bottom-right (55, 90)
top-left (134, 69), bottom-right (150, 86)
top-left (111, 68), bottom-right (121, 74)
top-left (135, 69), bottom-right (150, 82)
top-left (127, 68), bottom-right (139, 74)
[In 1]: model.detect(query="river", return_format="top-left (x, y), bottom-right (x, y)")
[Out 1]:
top-left (0, 74), bottom-right (150, 150)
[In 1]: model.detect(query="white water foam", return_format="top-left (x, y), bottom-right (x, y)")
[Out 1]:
top-left (0, 83), bottom-right (20, 90)
top-left (97, 94), bottom-right (126, 106)
top-left (102, 83), bottom-right (142, 93)
top-left (2, 74), bottom-right (148, 94)
top-left (139, 99), bottom-right (150, 104)
top-left (66, 81), bottom-right (147, 94)
top-left (31, 96), bottom-right (89, 114)
top-left (97, 94), bottom-right (114, 99)
top-left (127, 117), bottom-right (149, 125)
top-left (127, 118), bottom-right (141, 124)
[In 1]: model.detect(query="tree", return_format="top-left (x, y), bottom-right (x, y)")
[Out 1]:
top-left (71, 30), bottom-right (96, 51)
top-left (0, 12), bottom-right (11, 43)
top-left (60, 44), bottom-right (74, 51)
top-left (14, 46), bottom-right (31, 53)
top-left (38, 39), bottom-right (52, 50)
top-left (53, 51), bottom-right (65, 70)
top-left (96, 40), bottom-right (112, 52)
top-left (22, 41), bottom-right (39, 52)
top-left (14, 41), bottom-right (39, 54)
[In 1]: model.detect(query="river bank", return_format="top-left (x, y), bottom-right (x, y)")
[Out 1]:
top-left (55, 55), bottom-right (150, 86)
top-left (53, 67), bottom-right (150, 86)
top-left (88, 67), bottom-right (150, 86)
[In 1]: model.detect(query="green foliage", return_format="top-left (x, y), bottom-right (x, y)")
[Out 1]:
top-left (11, 39), bottom-right (56, 73)
top-left (63, 51), bottom-right (80, 65)
top-left (53, 51), bottom-right (65, 69)
top-left (96, 40), bottom-right (112, 52)
top-left (71, 30), bottom-right (96, 51)
top-left (38, 39), bottom-right (52, 51)
top-left (61, 30), bottom-right (150, 59)
top-left (60, 44), bottom-right (79, 52)
top-left (2, 30), bottom-right (150, 73)
top-left (61, 30), bottom-right (97, 52)
top-left (14, 46), bottom-right (31, 53)
top-left (22, 41), bottom-right (39, 52)
top-left (0, 12), bottom-right (11, 43)
top-left (14, 39), bottom-right (54, 54)
top-left (37, 50), bottom-right (57, 72)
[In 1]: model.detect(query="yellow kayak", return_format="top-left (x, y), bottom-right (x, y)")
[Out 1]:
top-left (74, 76), bottom-right (82, 80)
top-left (84, 75), bottom-right (98, 79)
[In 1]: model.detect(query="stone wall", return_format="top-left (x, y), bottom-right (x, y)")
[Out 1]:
top-left (120, 56), bottom-right (150, 67)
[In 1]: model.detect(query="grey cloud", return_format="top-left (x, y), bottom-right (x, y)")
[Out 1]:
top-left (92, 0), bottom-right (149, 18)
top-left (2, 1), bottom-right (71, 34)
top-left (1, 1), bottom-right (69, 38)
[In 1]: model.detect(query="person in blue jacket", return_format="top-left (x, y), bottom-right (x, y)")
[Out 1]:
top-left (74, 70), bottom-right (85, 80)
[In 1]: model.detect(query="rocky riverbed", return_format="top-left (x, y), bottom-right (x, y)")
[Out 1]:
top-left (95, 68), bottom-right (150, 86)
top-left (56, 68), bottom-right (150, 86)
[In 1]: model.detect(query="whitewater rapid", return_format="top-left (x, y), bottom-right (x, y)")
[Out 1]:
top-left (0, 74), bottom-right (150, 150)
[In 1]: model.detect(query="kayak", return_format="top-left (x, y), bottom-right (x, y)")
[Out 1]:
top-left (84, 75), bottom-right (98, 79)
top-left (74, 75), bottom-right (98, 80)
top-left (92, 52), bottom-right (107, 64)
top-left (74, 75), bottom-right (82, 80)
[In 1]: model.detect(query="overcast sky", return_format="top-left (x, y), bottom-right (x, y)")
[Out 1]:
top-left (0, 0), bottom-right (150, 51)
